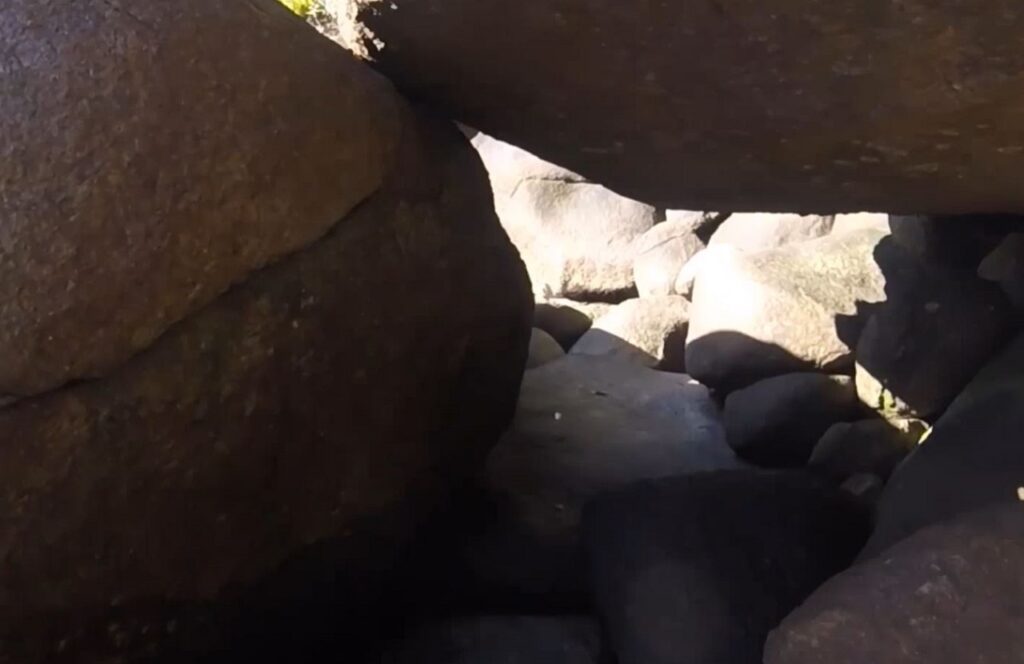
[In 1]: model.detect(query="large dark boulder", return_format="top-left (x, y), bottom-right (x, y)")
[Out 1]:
top-left (766, 504), bottom-right (1024, 664)
top-left (341, 0), bottom-right (1024, 213)
top-left (582, 471), bottom-right (870, 664)
top-left (860, 332), bottom-right (1024, 558)
top-left (0, 102), bottom-right (531, 661)
top-left (0, 0), bottom-right (403, 398)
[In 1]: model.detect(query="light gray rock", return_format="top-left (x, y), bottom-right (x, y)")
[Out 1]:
top-left (570, 296), bottom-right (690, 372)
top-left (471, 132), bottom-right (660, 300)
top-left (534, 299), bottom-right (614, 350)
top-left (766, 504), bottom-right (1024, 664)
top-left (724, 373), bottom-right (860, 467)
top-left (831, 213), bottom-right (892, 236)
top-left (461, 355), bottom-right (737, 600)
top-left (860, 333), bottom-right (1024, 559)
top-left (528, 328), bottom-right (567, 369)
top-left (708, 213), bottom-right (834, 252)
top-left (686, 229), bottom-right (890, 389)
top-left (809, 418), bottom-right (927, 481)
top-left (633, 221), bottom-right (706, 298)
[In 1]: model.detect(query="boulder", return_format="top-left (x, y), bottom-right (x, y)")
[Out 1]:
top-left (724, 373), bottom-right (860, 467)
top-left (470, 131), bottom-right (660, 300)
top-left (528, 328), bottom-right (567, 369)
top-left (459, 355), bottom-right (737, 602)
top-left (889, 214), bottom-right (1021, 269)
top-left (340, 1), bottom-right (1024, 213)
top-left (0, 0), bottom-right (406, 399)
top-left (808, 418), bottom-right (927, 481)
top-left (0, 109), bottom-right (532, 658)
top-left (583, 471), bottom-right (870, 664)
top-left (979, 231), bottom-right (1024, 310)
top-left (686, 229), bottom-right (889, 389)
top-left (855, 268), bottom-right (1011, 418)
top-left (860, 333), bottom-right (1024, 558)
top-left (633, 221), bottom-right (706, 298)
top-left (708, 213), bottom-right (834, 252)
top-left (570, 297), bottom-right (690, 372)
top-left (830, 213), bottom-right (891, 236)
top-left (672, 248), bottom-right (717, 299)
top-left (765, 504), bottom-right (1024, 664)
top-left (381, 616), bottom-right (610, 664)
top-left (534, 299), bottom-right (614, 351)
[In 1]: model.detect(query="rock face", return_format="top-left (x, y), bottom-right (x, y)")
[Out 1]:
top-left (979, 232), bottom-right (1024, 310)
top-left (724, 373), bottom-right (860, 467)
top-left (766, 504), bottom-right (1024, 664)
top-left (341, 0), bottom-right (1024, 213)
top-left (0, 107), bottom-right (532, 645)
top-left (534, 299), bottom-right (614, 351)
top-left (809, 418), bottom-right (927, 481)
top-left (381, 616), bottom-right (611, 664)
top-left (633, 220), bottom-right (707, 298)
top-left (708, 213), bottom-right (834, 252)
top-left (861, 333), bottom-right (1024, 558)
top-left (686, 229), bottom-right (889, 389)
top-left (855, 269), bottom-right (1011, 418)
top-left (470, 131), bottom-right (659, 300)
top-left (528, 328), bottom-right (567, 369)
top-left (461, 355), bottom-right (737, 601)
top-left (583, 471), bottom-right (870, 664)
top-left (0, 0), bottom-right (405, 399)
top-left (570, 297), bottom-right (690, 372)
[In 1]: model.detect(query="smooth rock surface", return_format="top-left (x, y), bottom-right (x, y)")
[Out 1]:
top-left (471, 131), bottom-right (659, 300)
top-left (0, 113), bottom-right (531, 655)
top-left (460, 355), bottom-right (737, 601)
top-left (766, 504), bottom-right (1024, 664)
top-left (809, 418), bottom-right (927, 481)
top-left (341, 1), bottom-right (1024, 213)
top-left (633, 221), bottom-right (706, 298)
top-left (570, 297), bottom-right (690, 372)
top-left (381, 615), bottom-right (610, 664)
top-left (528, 328), bottom-right (567, 369)
top-left (0, 0), bottom-right (403, 398)
top-left (686, 229), bottom-right (890, 389)
top-left (708, 213), bottom-right (834, 252)
top-left (861, 333), bottom-right (1024, 558)
top-left (724, 373), bottom-right (860, 467)
top-left (534, 299), bottom-right (614, 351)
top-left (583, 471), bottom-right (870, 664)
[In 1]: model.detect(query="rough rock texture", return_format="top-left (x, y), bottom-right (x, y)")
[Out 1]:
top-left (0, 111), bottom-right (532, 651)
top-left (341, 0), bottom-right (1024, 213)
top-left (534, 299), bottom-right (614, 351)
top-left (809, 418), bottom-right (927, 481)
top-left (861, 333), bottom-right (1024, 559)
top-left (0, 0), bottom-right (404, 398)
top-left (459, 355), bottom-right (737, 602)
top-left (686, 229), bottom-right (889, 389)
top-left (570, 297), bottom-right (690, 372)
top-left (381, 616), bottom-right (611, 664)
top-left (724, 373), bottom-right (860, 467)
top-left (708, 213), bottom-right (834, 252)
top-left (855, 268), bottom-right (1011, 418)
top-left (633, 221), bottom-right (706, 298)
top-left (528, 328), bottom-right (567, 369)
top-left (583, 471), bottom-right (870, 664)
top-left (470, 131), bottom-right (659, 300)
top-left (766, 504), bottom-right (1024, 664)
